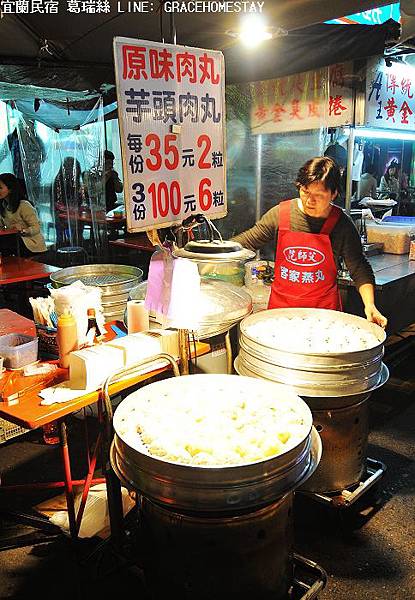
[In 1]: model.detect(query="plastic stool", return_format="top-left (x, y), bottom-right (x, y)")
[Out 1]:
top-left (56, 246), bottom-right (88, 268)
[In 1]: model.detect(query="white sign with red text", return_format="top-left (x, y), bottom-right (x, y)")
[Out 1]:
top-left (114, 37), bottom-right (227, 232)
top-left (365, 57), bottom-right (415, 130)
top-left (250, 63), bottom-right (354, 134)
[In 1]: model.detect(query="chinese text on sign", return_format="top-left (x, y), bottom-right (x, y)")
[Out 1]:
top-left (113, 37), bottom-right (227, 232)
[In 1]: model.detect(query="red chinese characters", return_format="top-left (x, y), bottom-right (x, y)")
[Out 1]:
top-left (384, 97), bottom-right (398, 122)
top-left (399, 100), bottom-right (413, 125)
top-left (122, 46), bottom-right (148, 80)
top-left (149, 48), bottom-right (174, 81)
top-left (272, 103), bottom-right (286, 122)
top-left (122, 45), bottom-right (220, 85)
top-left (329, 95), bottom-right (347, 116)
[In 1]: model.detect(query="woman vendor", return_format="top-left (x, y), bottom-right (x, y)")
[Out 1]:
top-left (233, 157), bottom-right (387, 328)
top-left (0, 172), bottom-right (46, 256)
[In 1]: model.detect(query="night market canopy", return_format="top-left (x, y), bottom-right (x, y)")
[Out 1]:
top-left (0, 0), bottom-right (410, 93)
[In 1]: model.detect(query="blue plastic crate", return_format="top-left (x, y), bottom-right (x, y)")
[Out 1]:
top-left (382, 216), bottom-right (415, 224)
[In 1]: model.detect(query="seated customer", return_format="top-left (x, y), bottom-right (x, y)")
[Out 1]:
top-left (0, 172), bottom-right (46, 256)
top-left (103, 150), bottom-right (123, 213)
top-left (358, 165), bottom-right (378, 200)
top-left (379, 161), bottom-right (400, 200)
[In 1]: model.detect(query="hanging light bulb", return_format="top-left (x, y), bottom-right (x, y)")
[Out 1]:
top-left (226, 16), bottom-right (286, 49)
top-left (238, 15), bottom-right (273, 48)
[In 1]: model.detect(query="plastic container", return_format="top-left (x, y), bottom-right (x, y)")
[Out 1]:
top-left (244, 260), bottom-right (274, 288)
top-left (0, 334), bottom-right (38, 369)
top-left (366, 222), bottom-right (415, 254)
top-left (0, 418), bottom-right (29, 444)
top-left (42, 421), bottom-right (60, 445)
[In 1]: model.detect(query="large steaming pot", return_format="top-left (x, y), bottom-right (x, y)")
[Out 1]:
top-left (111, 374), bottom-right (322, 600)
top-left (235, 308), bottom-right (389, 492)
top-left (236, 308), bottom-right (386, 397)
top-left (111, 374), bottom-right (321, 512)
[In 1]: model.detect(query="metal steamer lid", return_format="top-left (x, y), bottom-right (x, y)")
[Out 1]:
top-left (125, 279), bottom-right (252, 337)
top-left (173, 239), bottom-right (255, 261)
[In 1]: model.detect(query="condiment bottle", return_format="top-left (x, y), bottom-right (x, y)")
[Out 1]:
top-left (86, 308), bottom-right (99, 344)
top-left (56, 310), bottom-right (78, 368)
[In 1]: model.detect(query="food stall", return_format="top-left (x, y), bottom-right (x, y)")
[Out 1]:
top-left (0, 6), bottom-right (414, 600)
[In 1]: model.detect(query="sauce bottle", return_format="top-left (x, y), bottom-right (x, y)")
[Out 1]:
top-left (86, 308), bottom-right (99, 344)
top-left (56, 310), bottom-right (78, 368)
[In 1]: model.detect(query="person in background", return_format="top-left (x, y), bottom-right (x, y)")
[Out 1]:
top-left (379, 161), bottom-right (400, 200)
top-left (103, 150), bottom-right (123, 213)
top-left (0, 172), bottom-right (46, 256)
top-left (232, 157), bottom-right (387, 328)
top-left (52, 158), bottom-right (86, 246)
top-left (0, 121), bottom-right (46, 199)
top-left (358, 164), bottom-right (378, 201)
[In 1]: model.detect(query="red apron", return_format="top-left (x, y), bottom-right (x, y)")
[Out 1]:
top-left (268, 200), bottom-right (342, 310)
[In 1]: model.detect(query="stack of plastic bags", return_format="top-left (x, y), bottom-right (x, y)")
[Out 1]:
top-left (50, 281), bottom-right (105, 344)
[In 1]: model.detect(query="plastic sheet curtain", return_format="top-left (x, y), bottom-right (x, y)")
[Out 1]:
top-left (0, 97), bottom-right (108, 258)
top-left (222, 70), bottom-right (329, 259)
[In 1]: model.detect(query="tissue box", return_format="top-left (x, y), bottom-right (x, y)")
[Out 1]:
top-left (69, 345), bottom-right (124, 390)
top-left (107, 334), bottom-right (161, 367)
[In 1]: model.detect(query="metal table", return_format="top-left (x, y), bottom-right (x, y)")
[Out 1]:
top-left (338, 254), bottom-right (415, 334)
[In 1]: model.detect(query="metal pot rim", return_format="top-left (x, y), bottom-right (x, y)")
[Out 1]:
top-left (240, 308), bottom-right (386, 358)
top-left (113, 374), bottom-right (313, 470)
top-left (50, 264), bottom-right (143, 287)
top-left (235, 358), bottom-right (389, 398)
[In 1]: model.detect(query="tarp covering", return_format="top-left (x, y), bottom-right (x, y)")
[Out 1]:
top-left (0, 100), bottom-right (109, 257)
top-left (13, 99), bottom-right (117, 129)
top-left (225, 20), bottom-right (400, 84)
top-left (0, 3), bottom-right (402, 91)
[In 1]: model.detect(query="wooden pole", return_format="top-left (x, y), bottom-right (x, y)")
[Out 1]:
top-left (178, 329), bottom-right (189, 375)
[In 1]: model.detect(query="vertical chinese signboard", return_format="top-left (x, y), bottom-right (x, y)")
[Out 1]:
top-left (365, 57), bottom-right (415, 130)
top-left (114, 37), bottom-right (227, 232)
top-left (250, 63), bottom-right (354, 135)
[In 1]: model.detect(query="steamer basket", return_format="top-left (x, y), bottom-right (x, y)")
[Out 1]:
top-left (111, 374), bottom-right (321, 511)
top-left (237, 308), bottom-right (386, 396)
top-left (50, 264), bottom-right (143, 323)
top-left (240, 308), bottom-right (385, 369)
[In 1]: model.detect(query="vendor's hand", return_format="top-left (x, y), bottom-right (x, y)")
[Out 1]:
top-left (365, 304), bottom-right (387, 329)
top-left (15, 223), bottom-right (24, 232)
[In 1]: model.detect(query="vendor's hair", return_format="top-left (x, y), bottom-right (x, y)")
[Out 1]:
top-left (0, 172), bottom-right (21, 215)
top-left (295, 157), bottom-right (341, 194)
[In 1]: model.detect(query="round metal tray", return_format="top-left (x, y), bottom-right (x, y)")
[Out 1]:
top-left (50, 264), bottom-right (143, 294)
